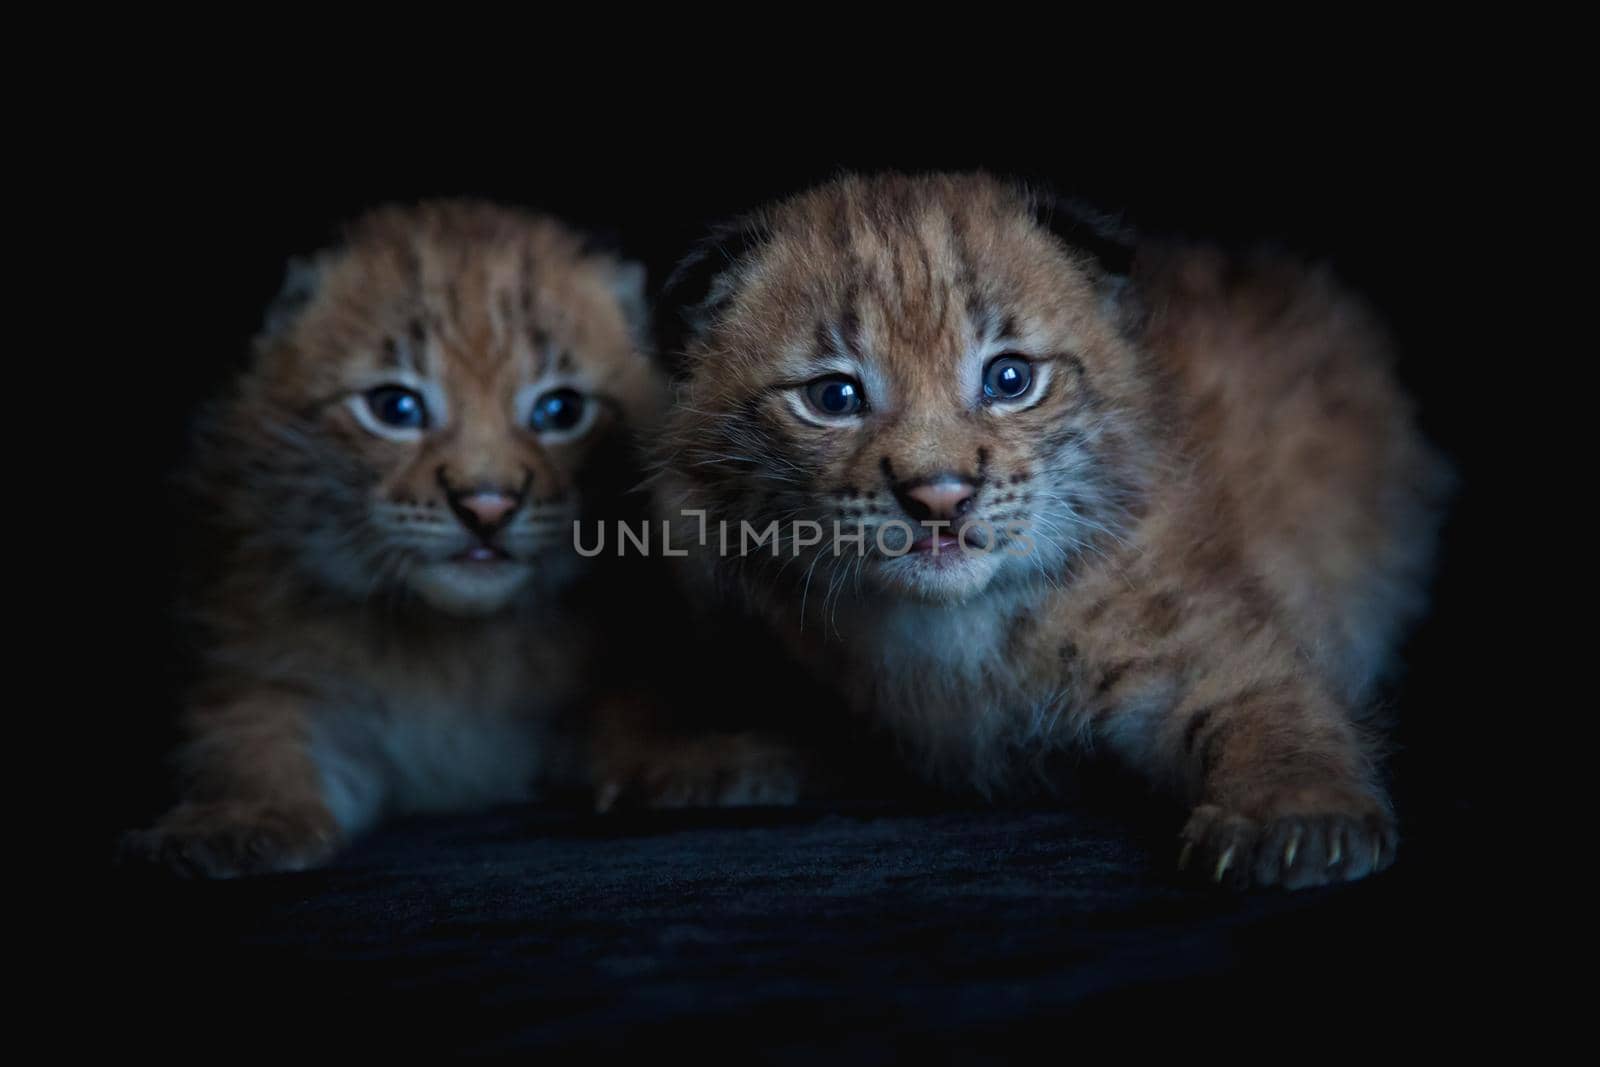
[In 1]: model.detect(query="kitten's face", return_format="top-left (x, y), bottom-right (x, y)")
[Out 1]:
top-left (228, 202), bottom-right (661, 616)
top-left (660, 174), bottom-right (1150, 606)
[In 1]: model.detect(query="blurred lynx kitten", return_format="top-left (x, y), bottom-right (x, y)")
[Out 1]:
top-left (126, 201), bottom-right (662, 876)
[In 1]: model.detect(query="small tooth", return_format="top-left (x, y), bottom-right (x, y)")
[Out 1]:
top-left (1284, 828), bottom-right (1302, 868)
top-left (1328, 835), bottom-right (1343, 867)
top-left (1214, 845), bottom-right (1235, 882)
top-left (1178, 840), bottom-right (1194, 871)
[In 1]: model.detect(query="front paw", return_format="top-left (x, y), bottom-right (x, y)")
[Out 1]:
top-left (120, 801), bottom-right (341, 879)
top-left (1178, 786), bottom-right (1397, 890)
top-left (595, 733), bottom-right (805, 813)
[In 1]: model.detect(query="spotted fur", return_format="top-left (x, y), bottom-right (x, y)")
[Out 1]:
top-left (653, 173), bottom-right (1450, 889)
top-left (124, 201), bottom-right (664, 876)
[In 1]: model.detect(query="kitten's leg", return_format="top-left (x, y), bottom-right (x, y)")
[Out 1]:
top-left (1096, 647), bottom-right (1396, 890)
top-left (123, 687), bottom-right (343, 878)
top-left (589, 694), bottom-right (806, 812)
top-left (1172, 679), bottom-right (1396, 889)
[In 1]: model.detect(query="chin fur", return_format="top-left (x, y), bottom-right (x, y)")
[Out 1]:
top-left (867, 550), bottom-right (1004, 603)
top-left (408, 560), bottom-right (536, 616)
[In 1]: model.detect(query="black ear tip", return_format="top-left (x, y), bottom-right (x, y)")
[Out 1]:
top-left (657, 238), bottom-right (717, 309)
top-left (1029, 192), bottom-right (1138, 278)
top-left (652, 248), bottom-right (720, 375)
top-left (653, 218), bottom-right (768, 374)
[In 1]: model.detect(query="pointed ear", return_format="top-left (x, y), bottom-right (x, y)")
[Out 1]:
top-left (1029, 192), bottom-right (1137, 278)
top-left (655, 218), bottom-right (768, 377)
top-left (1027, 190), bottom-right (1142, 331)
top-left (607, 258), bottom-right (649, 345)
top-left (260, 253), bottom-right (329, 342)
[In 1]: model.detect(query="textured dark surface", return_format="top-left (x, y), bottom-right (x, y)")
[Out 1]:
top-left (99, 799), bottom-right (1496, 1055)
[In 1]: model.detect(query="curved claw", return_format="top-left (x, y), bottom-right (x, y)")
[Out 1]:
top-left (1213, 845), bottom-right (1235, 883)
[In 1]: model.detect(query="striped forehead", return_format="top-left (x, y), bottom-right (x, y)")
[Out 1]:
top-left (780, 198), bottom-right (1023, 368)
top-left (370, 242), bottom-right (580, 385)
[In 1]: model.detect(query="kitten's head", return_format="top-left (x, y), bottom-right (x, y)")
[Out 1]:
top-left (656, 173), bottom-right (1153, 606)
top-left (209, 200), bottom-right (662, 616)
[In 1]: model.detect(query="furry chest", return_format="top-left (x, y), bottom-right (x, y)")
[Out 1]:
top-left (308, 679), bottom-right (561, 833)
top-left (841, 596), bottom-right (1072, 785)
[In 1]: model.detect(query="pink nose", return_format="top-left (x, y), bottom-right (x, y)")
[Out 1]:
top-left (457, 491), bottom-right (518, 528)
top-left (903, 479), bottom-right (977, 520)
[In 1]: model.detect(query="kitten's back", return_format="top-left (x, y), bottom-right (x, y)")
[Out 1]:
top-left (1140, 245), bottom-right (1451, 701)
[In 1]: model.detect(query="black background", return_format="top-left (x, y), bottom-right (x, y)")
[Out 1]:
top-left (77, 77), bottom-right (1525, 1049)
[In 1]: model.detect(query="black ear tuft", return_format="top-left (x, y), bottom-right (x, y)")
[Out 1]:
top-left (655, 218), bottom-right (769, 377)
top-left (1028, 192), bottom-right (1138, 280)
top-left (576, 225), bottom-right (628, 262)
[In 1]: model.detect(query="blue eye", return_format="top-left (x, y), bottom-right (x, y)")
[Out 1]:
top-left (804, 376), bottom-right (866, 417)
top-left (364, 385), bottom-right (428, 429)
top-left (983, 355), bottom-right (1033, 401)
top-left (530, 388), bottom-right (586, 433)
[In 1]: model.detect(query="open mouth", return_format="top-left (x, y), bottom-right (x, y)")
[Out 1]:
top-left (451, 545), bottom-right (513, 564)
top-left (906, 524), bottom-right (992, 556)
top-left (908, 533), bottom-right (963, 555)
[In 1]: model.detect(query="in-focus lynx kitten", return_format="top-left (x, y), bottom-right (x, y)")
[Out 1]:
top-left (652, 173), bottom-right (1448, 889)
